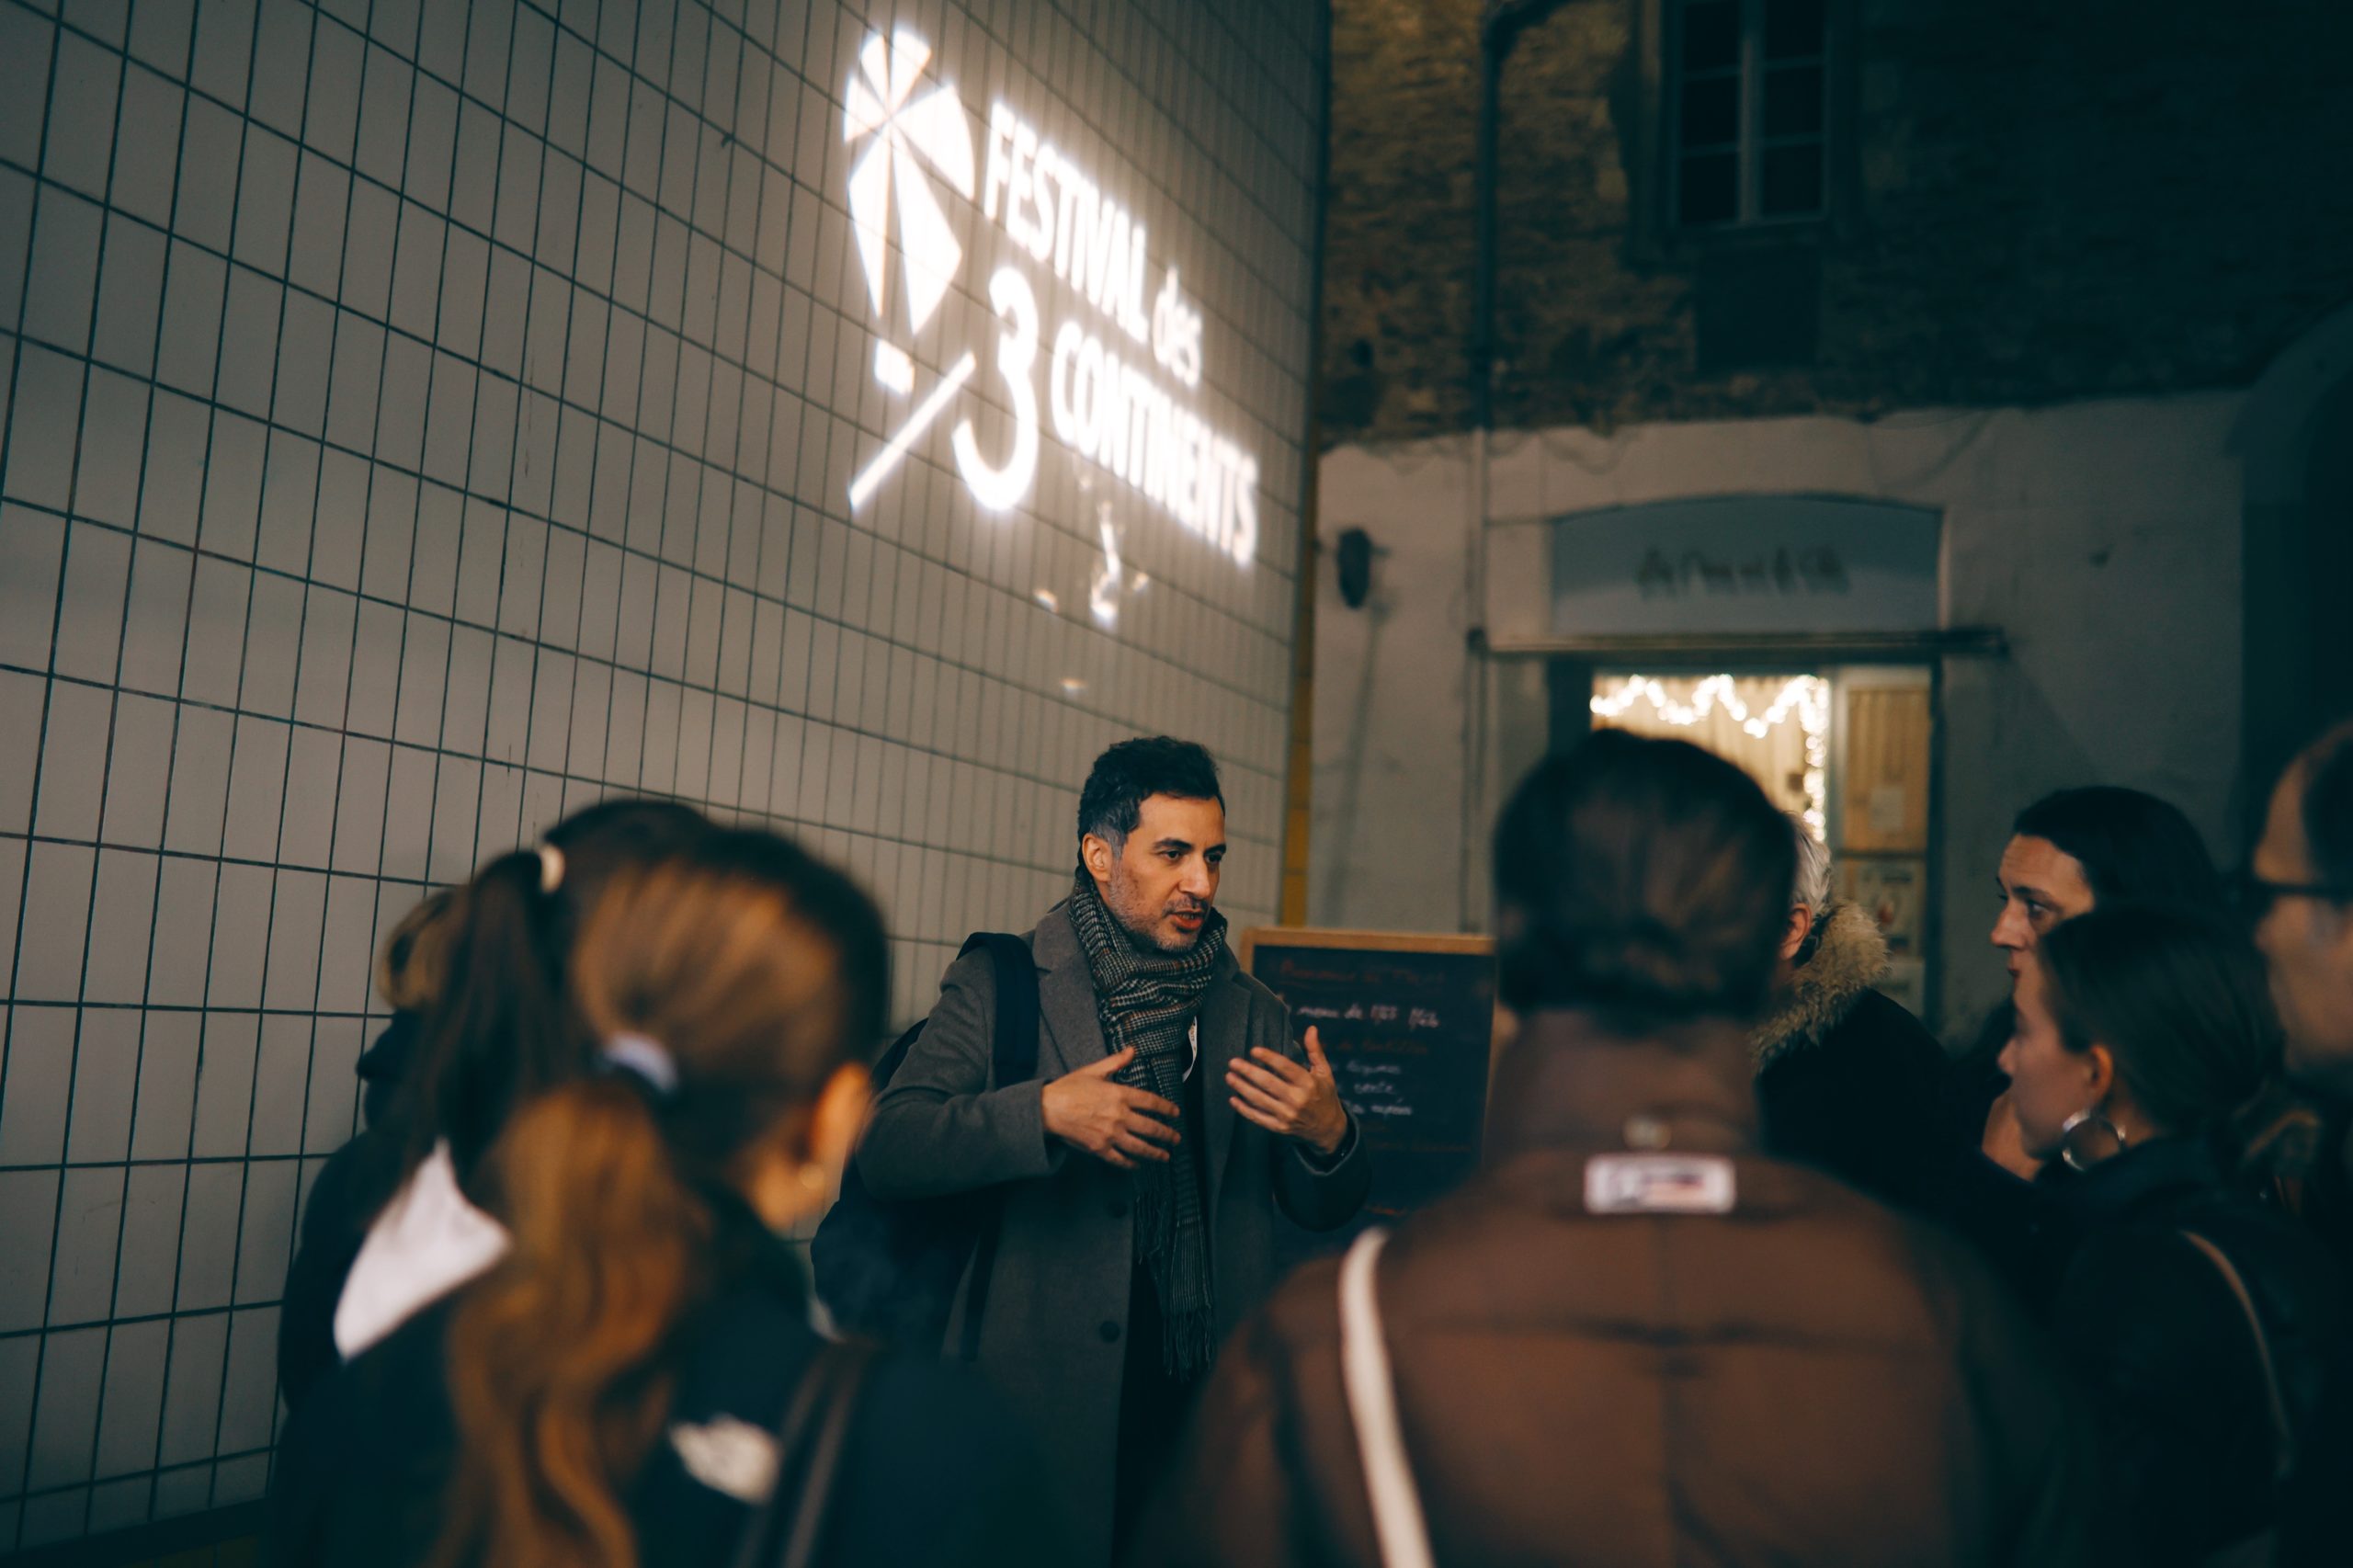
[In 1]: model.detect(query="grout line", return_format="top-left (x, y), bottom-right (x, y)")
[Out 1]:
top-left (68, 0), bottom-right (175, 1528)
top-left (0, 1), bottom-right (90, 1540)
top-left (265, 0), bottom-right (402, 1477)
top-left (185, 0), bottom-right (291, 1509)
top-left (100, 0), bottom-right (215, 1527)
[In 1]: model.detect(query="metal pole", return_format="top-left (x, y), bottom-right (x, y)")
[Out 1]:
top-left (1461, 1), bottom-right (1567, 930)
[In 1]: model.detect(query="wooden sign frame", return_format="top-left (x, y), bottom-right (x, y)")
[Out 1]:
top-left (1240, 926), bottom-right (1495, 967)
top-left (1241, 926), bottom-right (1506, 1243)
top-left (1244, 926), bottom-right (1517, 1085)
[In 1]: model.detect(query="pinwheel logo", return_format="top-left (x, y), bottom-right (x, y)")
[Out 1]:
top-left (844, 28), bottom-right (975, 338)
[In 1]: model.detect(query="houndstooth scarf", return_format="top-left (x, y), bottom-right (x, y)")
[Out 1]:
top-left (1066, 868), bottom-right (1224, 1380)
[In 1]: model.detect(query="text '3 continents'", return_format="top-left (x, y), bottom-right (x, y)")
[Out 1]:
top-left (843, 28), bottom-right (1261, 569)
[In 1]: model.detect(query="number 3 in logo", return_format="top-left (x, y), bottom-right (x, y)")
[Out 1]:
top-left (953, 267), bottom-right (1041, 512)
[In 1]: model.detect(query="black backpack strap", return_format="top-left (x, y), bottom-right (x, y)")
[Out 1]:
top-left (726, 1340), bottom-right (879, 1568)
top-left (962, 932), bottom-right (1041, 1087)
top-left (953, 932), bottom-right (1039, 1361)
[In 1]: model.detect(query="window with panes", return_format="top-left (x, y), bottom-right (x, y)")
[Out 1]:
top-left (1670, 0), bottom-right (1830, 228)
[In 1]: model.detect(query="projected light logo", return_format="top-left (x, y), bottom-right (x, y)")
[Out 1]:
top-left (841, 28), bottom-right (1261, 571)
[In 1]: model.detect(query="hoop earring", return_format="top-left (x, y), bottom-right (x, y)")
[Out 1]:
top-left (2058, 1108), bottom-right (2129, 1173)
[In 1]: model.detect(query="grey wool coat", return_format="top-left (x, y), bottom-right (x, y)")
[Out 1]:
top-left (857, 902), bottom-right (1372, 1567)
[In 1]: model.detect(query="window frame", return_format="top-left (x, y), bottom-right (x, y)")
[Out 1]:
top-left (1663, 0), bottom-right (1836, 233)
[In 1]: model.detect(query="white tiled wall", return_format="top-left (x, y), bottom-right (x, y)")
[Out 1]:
top-left (0, 0), bottom-right (1324, 1545)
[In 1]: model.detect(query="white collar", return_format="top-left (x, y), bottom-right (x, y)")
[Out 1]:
top-left (333, 1141), bottom-right (511, 1359)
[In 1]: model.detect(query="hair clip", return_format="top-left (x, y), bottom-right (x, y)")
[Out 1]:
top-left (535, 842), bottom-right (566, 895)
top-left (602, 1033), bottom-right (680, 1097)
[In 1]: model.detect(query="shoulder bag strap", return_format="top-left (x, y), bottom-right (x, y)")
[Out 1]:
top-left (2178, 1229), bottom-right (2297, 1484)
top-left (773, 1343), bottom-right (875, 1568)
top-left (956, 932), bottom-right (1040, 1362)
top-left (727, 1340), bottom-right (880, 1568)
top-left (1337, 1229), bottom-right (1437, 1568)
top-left (968, 931), bottom-right (1040, 1085)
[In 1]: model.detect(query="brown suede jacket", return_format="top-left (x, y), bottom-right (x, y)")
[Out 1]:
top-left (1131, 1015), bottom-right (2099, 1568)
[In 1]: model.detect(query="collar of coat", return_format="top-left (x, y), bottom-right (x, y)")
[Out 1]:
top-left (1487, 1010), bottom-right (1760, 1161)
top-left (1751, 901), bottom-right (1891, 1071)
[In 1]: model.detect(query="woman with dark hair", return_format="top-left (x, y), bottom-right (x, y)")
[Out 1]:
top-left (2000, 905), bottom-right (2350, 1564)
top-left (277, 798), bottom-right (710, 1410)
top-left (267, 829), bottom-right (1065, 1568)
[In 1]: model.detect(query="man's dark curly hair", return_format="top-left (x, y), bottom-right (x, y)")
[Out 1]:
top-left (1077, 737), bottom-right (1223, 847)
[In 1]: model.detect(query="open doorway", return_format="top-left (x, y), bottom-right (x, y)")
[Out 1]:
top-left (1591, 672), bottom-right (1830, 825)
top-left (1582, 665), bottom-right (1937, 1019)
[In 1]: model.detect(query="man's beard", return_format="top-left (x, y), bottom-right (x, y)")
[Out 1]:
top-left (1104, 864), bottom-right (1209, 954)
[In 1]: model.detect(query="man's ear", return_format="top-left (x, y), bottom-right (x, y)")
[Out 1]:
top-left (1080, 832), bottom-right (1116, 883)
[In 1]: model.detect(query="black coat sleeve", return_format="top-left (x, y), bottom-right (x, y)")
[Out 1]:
top-left (858, 949), bottom-right (1063, 1201)
top-left (1757, 990), bottom-right (1957, 1215)
top-left (277, 1128), bottom-right (401, 1413)
top-left (828, 1356), bottom-right (1076, 1568)
top-left (2052, 1227), bottom-right (2279, 1562)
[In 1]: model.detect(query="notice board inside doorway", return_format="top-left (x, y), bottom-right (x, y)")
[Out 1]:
top-left (1240, 928), bottom-right (1500, 1265)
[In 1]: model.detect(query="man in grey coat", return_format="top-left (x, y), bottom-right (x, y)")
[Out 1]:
top-left (858, 736), bottom-right (1370, 1566)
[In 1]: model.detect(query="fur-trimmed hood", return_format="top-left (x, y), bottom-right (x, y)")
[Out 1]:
top-left (1752, 901), bottom-right (1890, 1070)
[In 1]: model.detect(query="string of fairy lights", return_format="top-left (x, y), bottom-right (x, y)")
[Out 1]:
top-left (1590, 674), bottom-right (1831, 835)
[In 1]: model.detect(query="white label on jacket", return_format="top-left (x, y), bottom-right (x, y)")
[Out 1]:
top-left (1584, 1154), bottom-right (1736, 1215)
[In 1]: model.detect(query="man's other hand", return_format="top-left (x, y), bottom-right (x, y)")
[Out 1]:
top-left (1041, 1047), bottom-right (1181, 1170)
top-left (1226, 1027), bottom-right (1348, 1156)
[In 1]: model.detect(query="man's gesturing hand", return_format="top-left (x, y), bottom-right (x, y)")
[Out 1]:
top-left (1040, 1047), bottom-right (1181, 1170)
top-left (1226, 1027), bottom-right (1348, 1157)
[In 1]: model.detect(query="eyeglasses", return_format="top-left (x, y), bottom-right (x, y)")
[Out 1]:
top-left (2229, 869), bottom-right (2353, 922)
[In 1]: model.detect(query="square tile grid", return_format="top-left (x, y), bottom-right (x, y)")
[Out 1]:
top-left (0, 0), bottom-right (1324, 1547)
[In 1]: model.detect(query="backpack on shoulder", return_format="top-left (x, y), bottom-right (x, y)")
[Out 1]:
top-left (811, 933), bottom-right (1038, 1357)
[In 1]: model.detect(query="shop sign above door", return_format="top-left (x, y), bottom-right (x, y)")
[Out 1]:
top-left (1551, 496), bottom-right (1940, 637)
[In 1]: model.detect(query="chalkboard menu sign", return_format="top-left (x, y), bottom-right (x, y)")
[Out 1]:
top-left (1243, 928), bottom-right (1499, 1259)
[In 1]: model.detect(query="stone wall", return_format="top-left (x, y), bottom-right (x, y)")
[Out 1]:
top-left (1323, 0), bottom-right (2353, 445)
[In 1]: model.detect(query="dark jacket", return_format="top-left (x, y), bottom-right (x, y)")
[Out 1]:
top-left (1131, 1014), bottom-right (2097, 1568)
top-left (265, 1221), bottom-right (1070, 1568)
top-left (276, 1126), bottom-right (406, 1413)
top-left (278, 1017), bottom-right (426, 1411)
top-left (2040, 1135), bottom-right (2353, 1566)
top-left (355, 1012), bottom-right (422, 1130)
top-left (2278, 1119), bottom-right (2353, 1566)
top-left (1752, 902), bottom-right (1958, 1212)
top-left (858, 903), bottom-right (1371, 1567)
